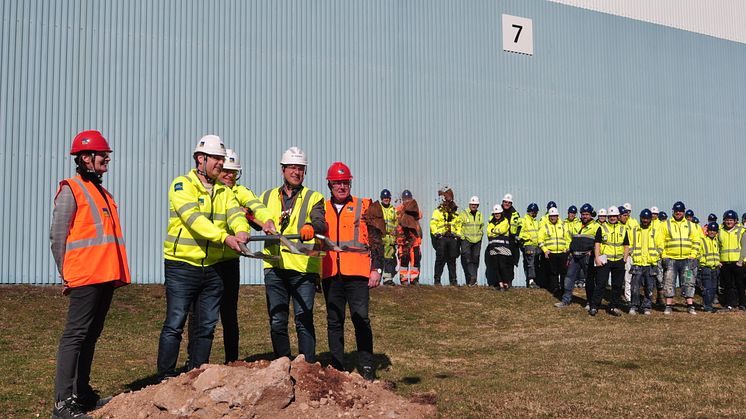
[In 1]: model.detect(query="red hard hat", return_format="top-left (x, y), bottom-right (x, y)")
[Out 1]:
top-left (70, 130), bottom-right (112, 155)
top-left (326, 161), bottom-right (353, 181)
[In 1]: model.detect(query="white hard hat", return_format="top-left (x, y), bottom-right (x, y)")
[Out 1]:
top-left (492, 204), bottom-right (503, 214)
top-left (598, 208), bottom-right (607, 216)
top-left (548, 207), bottom-right (559, 216)
top-left (607, 206), bottom-right (620, 216)
top-left (280, 146), bottom-right (308, 166)
top-left (650, 206), bottom-right (660, 214)
top-left (623, 202), bottom-right (632, 211)
top-left (502, 193), bottom-right (513, 203)
top-left (469, 196), bottom-right (480, 205)
top-left (194, 134), bottom-right (227, 157)
top-left (223, 149), bottom-right (242, 170)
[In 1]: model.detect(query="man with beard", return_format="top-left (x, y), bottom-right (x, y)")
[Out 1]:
top-left (555, 204), bottom-right (599, 308)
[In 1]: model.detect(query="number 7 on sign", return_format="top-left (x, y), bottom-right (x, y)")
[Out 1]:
top-left (512, 24), bottom-right (522, 43)
top-left (502, 14), bottom-right (533, 55)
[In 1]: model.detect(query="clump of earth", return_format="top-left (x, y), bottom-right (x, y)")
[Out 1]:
top-left (94, 356), bottom-right (436, 418)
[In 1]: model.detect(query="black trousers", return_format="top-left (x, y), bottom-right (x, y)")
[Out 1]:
top-left (322, 275), bottom-right (373, 371)
top-left (55, 282), bottom-right (115, 401)
top-left (460, 240), bottom-right (482, 285)
top-left (719, 262), bottom-right (746, 308)
top-left (592, 259), bottom-right (625, 309)
top-left (542, 253), bottom-right (568, 293)
top-left (434, 236), bottom-right (460, 285)
top-left (484, 246), bottom-right (515, 287)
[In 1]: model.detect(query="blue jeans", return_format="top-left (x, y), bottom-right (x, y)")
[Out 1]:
top-left (662, 258), bottom-right (695, 298)
top-left (264, 268), bottom-right (317, 362)
top-left (699, 267), bottom-right (718, 310)
top-left (562, 253), bottom-right (591, 304)
top-left (157, 260), bottom-right (224, 378)
top-left (630, 265), bottom-right (657, 309)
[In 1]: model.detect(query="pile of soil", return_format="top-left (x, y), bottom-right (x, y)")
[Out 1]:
top-left (94, 356), bottom-right (436, 418)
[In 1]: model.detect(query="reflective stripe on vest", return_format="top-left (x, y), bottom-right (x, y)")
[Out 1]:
top-left (700, 237), bottom-right (720, 267)
top-left (67, 177), bottom-right (124, 249)
top-left (630, 227), bottom-right (659, 263)
top-left (600, 223), bottom-right (625, 260)
top-left (543, 224), bottom-right (567, 251)
top-left (322, 197), bottom-right (371, 278)
top-left (664, 219), bottom-right (693, 258)
top-left (719, 226), bottom-right (743, 262)
top-left (262, 187), bottom-right (317, 251)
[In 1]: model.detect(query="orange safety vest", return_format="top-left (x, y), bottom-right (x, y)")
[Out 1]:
top-left (58, 176), bottom-right (131, 288)
top-left (322, 196), bottom-right (371, 278)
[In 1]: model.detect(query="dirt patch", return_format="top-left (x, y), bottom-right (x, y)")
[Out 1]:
top-left (94, 356), bottom-right (435, 418)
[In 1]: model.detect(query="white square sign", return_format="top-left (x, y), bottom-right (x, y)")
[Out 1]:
top-left (502, 14), bottom-right (533, 55)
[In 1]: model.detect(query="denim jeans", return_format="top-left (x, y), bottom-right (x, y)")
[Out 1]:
top-left (662, 258), bottom-right (695, 298)
top-left (699, 266), bottom-right (718, 310)
top-left (630, 265), bottom-right (657, 309)
top-left (562, 253), bottom-right (590, 304)
top-left (157, 260), bottom-right (224, 379)
top-left (264, 268), bottom-right (317, 363)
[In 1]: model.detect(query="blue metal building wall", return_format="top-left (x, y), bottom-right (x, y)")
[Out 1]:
top-left (1, 0), bottom-right (744, 285)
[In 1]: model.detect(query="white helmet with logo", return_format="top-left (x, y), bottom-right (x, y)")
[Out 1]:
top-left (194, 134), bottom-right (227, 157)
top-left (223, 149), bottom-right (242, 171)
top-left (598, 208), bottom-right (607, 216)
top-left (502, 193), bottom-right (513, 203)
top-left (469, 196), bottom-right (480, 205)
top-left (623, 202), bottom-right (632, 212)
top-left (492, 204), bottom-right (503, 214)
top-left (607, 206), bottom-right (620, 216)
top-left (650, 206), bottom-right (660, 214)
top-left (548, 207), bottom-right (560, 216)
top-left (280, 146), bottom-right (308, 166)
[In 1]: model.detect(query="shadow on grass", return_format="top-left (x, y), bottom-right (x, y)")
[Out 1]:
top-left (315, 351), bottom-right (393, 374)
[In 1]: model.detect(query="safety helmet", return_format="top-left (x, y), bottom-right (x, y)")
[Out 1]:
top-left (685, 209), bottom-right (695, 217)
top-left (546, 201), bottom-right (557, 210)
top-left (707, 222), bottom-right (719, 232)
top-left (598, 208), bottom-right (607, 217)
top-left (617, 206), bottom-right (627, 215)
top-left (672, 201), bottom-right (686, 212)
top-left (568, 205), bottom-right (578, 214)
top-left (326, 161), bottom-right (353, 181)
top-left (723, 210), bottom-right (738, 220)
top-left (708, 213), bottom-right (717, 222)
top-left (193, 134), bottom-right (227, 157)
top-left (380, 189), bottom-right (392, 199)
top-left (70, 130), bottom-right (112, 155)
top-left (623, 202), bottom-right (632, 212)
top-left (650, 206), bottom-right (660, 214)
top-left (469, 196), bottom-right (480, 205)
top-left (502, 193), bottom-right (513, 203)
top-left (280, 146), bottom-right (307, 166)
top-left (640, 209), bottom-right (653, 219)
top-left (580, 203), bottom-right (593, 214)
top-left (401, 189), bottom-right (413, 199)
top-left (492, 204), bottom-right (503, 214)
top-left (223, 149), bottom-right (242, 170)
top-left (527, 203), bottom-right (539, 213)
top-left (692, 217), bottom-right (700, 224)
top-left (548, 207), bottom-right (560, 216)
top-left (659, 211), bottom-right (668, 220)
top-left (607, 206), bottom-right (620, 216)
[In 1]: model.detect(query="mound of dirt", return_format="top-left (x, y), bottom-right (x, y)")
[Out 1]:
top-left (94, 356), bottom-right (436, 418)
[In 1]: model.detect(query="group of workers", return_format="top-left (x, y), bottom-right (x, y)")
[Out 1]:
top-left (48, 130), bottom-right (746, 419)
top-left (50, 132), bottom-right (384, 419)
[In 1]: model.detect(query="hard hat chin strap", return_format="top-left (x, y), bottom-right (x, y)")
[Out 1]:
top-left (195, 154), bottom-right (216, 183)
top-left (75, 153), bottom-right (103, 184)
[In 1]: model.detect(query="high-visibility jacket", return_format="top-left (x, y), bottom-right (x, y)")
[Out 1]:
top-left (629, 226), bottom-right (662, 266)
top-left (539, 222), bottom-right (569, 253)
top-left (322, 196), bottom-right (371, 278)
top-left (430, 208), bottom-right (462, 237)
top-left (260, 185), bottom-right (324, 273)
top-left (699, 236), bottom-right (720, 267)
top-left (519, 215), bottom-right (539, 246)
top-left (718, 226), bottom-right (744, 262)
top-left (598, 223), bottom-right (628, 261)
top-left (539, 213), bottom-right (563, 229)
top-left (568, 220), bottom-right (600, 253)
top-left (507, 209), bottom-right (521, 236)
top-left (380, 202), bottom-right (397, 257)
top-left (58, 176), bottom-right (131, 288)
top-left (223, 184), bottom-right (273, 260)
top-left (459, 209), bottom-right (484, 244)
top-left (661, 218), bottom-right (699, 260)
top-left (564, 218), bottom-right (581, 231)
top-left (487, 216), bottom-right (510, 240)
top-left (651, 218), bottom-right (661, 231)
top-left (164, 170), bottom-right (249, 267)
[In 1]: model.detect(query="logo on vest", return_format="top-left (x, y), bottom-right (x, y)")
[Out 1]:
top-left (102, 208), bottom-right (110, 217)
top-left (174, 182), bottom-right (183, 191)
top-left (198, 197), bottom-right (205, 205)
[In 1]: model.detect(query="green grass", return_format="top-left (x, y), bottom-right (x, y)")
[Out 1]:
top-left (2, 284), bottom-right (746, 418)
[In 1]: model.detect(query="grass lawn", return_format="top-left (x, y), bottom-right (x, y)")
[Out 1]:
top-left (1, 284), bottom-right (745, 418)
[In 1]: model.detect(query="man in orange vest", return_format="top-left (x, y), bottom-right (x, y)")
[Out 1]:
top-left (50, 130), bottom-right (131, 419)
top-left (321, 162), bottom-right (383, 381)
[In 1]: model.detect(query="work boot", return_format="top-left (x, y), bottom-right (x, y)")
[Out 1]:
top-left (688, 305), bottom-right (697, 315)
top-left (628, 307), bottom-right (637, 315)
top-left (361, 366), bottom-right (375, 382)
top-left (609, 308), bottom-right (623, 317)
top-left (588, 308), bottom-right (598, 316)
top-left (554, 302), bottom-right (570, 308)
top-left (433, 280), bottom-right (441, 287)
top-left (383, 280), bottom-right (395, 286)
top-left (663, 305), bottom-right (673, 315)
top-left (528, 279), bottom-right (538, 289)
top-left (52, 397), bottom-right (92, 419)
top-left (75, 390), bottom-right (112, 412)
top-left (643, 308), bottom-right (652, 315)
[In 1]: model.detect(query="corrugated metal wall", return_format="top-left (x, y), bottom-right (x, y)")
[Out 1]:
top-left (2, 0), bottom-right (745, 285)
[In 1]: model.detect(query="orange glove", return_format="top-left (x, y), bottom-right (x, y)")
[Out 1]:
top-left (300, 224), bottom-right (315, 241)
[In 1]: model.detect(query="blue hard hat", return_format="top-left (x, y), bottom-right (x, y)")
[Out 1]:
top-left (618, 206), bottom-right (627, 215)
top-left (568, 205), bottom-right (578, 214)
top-left (672, 201), bottom-right (686, 212)
top-left (401, 189), bottom-right (413, 199)
top-left (580, 203), bottom-right (593, 214)
top-left (380, 189), bottom-right (391, 199)
top-left (707, 222), bottom-right (719, 232)
top-left (659, 211), bottom-right (668, 220)
top-left (685, 209), bottom-right (695, 217)
top-left (640, 209), bottom-right (652, 219)
top-left (692, 216), bottom-right (700, 224)
top-left (723, 210), bottom-right (737, 220)
top-left (527, 203), bottom-right (539, 212)
top-left (708, 213), bottom-right (717, 222)
top-left (546, 201), bottom-right (557, 210)
top-left (742, 212), bottom-right (746, 221)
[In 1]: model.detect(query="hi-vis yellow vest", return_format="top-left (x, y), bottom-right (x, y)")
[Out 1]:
top-left (599, 223), bottom-right (627, 261)
top-left (718, 226), bottom-right (744, 262)
top-left (260, 186), bottom-right (324, 273)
